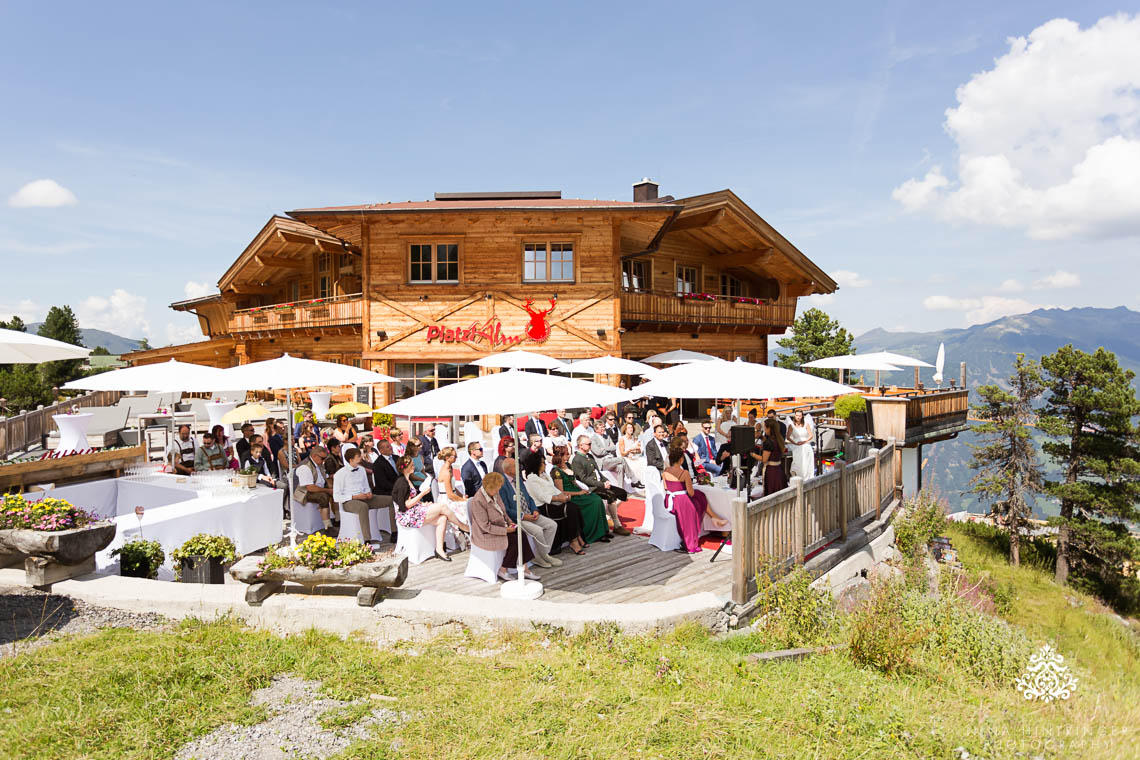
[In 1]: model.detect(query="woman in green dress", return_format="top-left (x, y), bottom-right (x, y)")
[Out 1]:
top-left (550, 444), bottom-right (610, 544)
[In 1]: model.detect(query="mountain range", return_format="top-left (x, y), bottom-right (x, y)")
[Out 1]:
top-left (26, 323), bottom-right (142, 356)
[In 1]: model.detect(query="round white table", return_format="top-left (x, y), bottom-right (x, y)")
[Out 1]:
top-left (52, 413), bottom-right (93, 454)
top-left (205, 401), bottom-right (238, 436)
top-left (309, 391), bottom-right (332, 421)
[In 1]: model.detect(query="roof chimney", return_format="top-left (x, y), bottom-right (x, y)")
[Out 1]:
top-left (632, 177), bottom-right (659, 203)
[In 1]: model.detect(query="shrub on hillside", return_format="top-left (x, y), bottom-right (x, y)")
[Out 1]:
top-left (893, 491), bottom-right (947, 558)
top-left (753, 562), bottom-right (839, 649)
top-left (848, 579), bottom-right (929, 674)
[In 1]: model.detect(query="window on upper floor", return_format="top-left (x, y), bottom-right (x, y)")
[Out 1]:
top-left (338, 253), bottom-right (356, 275)
top-left (622, 260), bottom-right (650, 292)
top-left (675, 265), bottom-right (698, 294)
top-left (288, 280), bottom-right (301, 302)
top-left (409, 243), bottom-right (459, 284)
top-left (523, 242), bottom-right (574, 283)
top-left (720, 274), bottom-right (746, 298)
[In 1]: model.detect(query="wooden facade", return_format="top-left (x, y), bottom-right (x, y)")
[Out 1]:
top-left (126, 185), bottom-right (837, 405)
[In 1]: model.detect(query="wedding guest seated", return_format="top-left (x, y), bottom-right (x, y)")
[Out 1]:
top-left (570, 412), bottom-right (594, 446)
top-left (294, 445), bottom-right (334, 533)
top-left (167, 424), bottom-right (197, 475)
top-left (526, 433), bottom-right (544, 454)
top-left (492, 435), bottom-right (515, 476)
top-left (293, 409), bottom-right (315, 439)
top-left (644, 423), bottom-right (671, 472)
top-left (323, 438), bottom-right (345, 528)
top-left (589, 418), bottom-right (642, 491)
top-left (405, 438), bottom-right (428, 493)
top-left (332, 414), bottom-right (359, 446)
top-left (670, 429), bottom-right (699, 479)
top-left (693, 420), bottom-right (722, 475)
top-left (461, 440), bottom-right (489, 495)
top-left (392, 454), bottom-right (468, 561)
top-left (389, 427), bottom-right (406, 456)
top-left (550, 444), bottom-right (610, 544)
top-left (497, 414), bottom-right (517, 444)
top-left (467, 471), bottom-right (537, 581)
top-left (617, 421), bottom-right (647, 485)
top-left (433, 445), bottom-right (469, 550)
top-left (499, 457), bottom-right (560, 568)
top-left (241, 442), bottom-right (276, 487)
top-left (663, 447), bottom-right (727, 553)
top-left (571, 436), bottom-right (631, 536)
top-left (195, 431), bottom-right (228, 471)
top-left (522, 449), bottom-right (586, 555)
top-left (210, 424), bottom-right (235, 467)
top-left (235, 423), bottom-right (256, 463)
top-left (297, 420), bottom-right (319, 460)
top-left (335, 447), bottom-right (389, 546)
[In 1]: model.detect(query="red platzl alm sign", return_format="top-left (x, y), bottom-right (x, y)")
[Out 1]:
top-left (424, 298), bottom-right (556, 347)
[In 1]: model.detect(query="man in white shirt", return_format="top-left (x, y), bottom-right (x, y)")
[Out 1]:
top-left (168, 424), bottom-right (197, 476)
top-left (461, 440), bottom-right (489, 496)
top-left (294, 445), bottom-right (334, 532)
top-left (335, 447), bottom-right (388, 545)
top-left (570, 412), bottom-right (594, 447)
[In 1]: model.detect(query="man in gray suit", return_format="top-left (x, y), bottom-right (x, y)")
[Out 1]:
top-left (589, 419), bottom-right (642, 492)
top-left (571, 435), bottom-right (631, 536)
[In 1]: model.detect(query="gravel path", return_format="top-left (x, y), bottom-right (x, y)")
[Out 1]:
top-left (0, 584), bottom-right (171, 658)
top-left (175, 675), bottom-right (407, 760)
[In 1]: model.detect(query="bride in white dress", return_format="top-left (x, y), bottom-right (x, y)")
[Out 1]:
top-left (785, 410), bottom-right (816, 479)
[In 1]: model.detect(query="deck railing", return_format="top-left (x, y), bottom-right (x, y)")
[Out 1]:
top-left (0, 390), bottom-right (123, 461)
top-left (731, 440), bottom-right (899, 604)
top-left (229, 293), bottom-right (363, 333)
top-left (620, 289), bottom-right (796, 329)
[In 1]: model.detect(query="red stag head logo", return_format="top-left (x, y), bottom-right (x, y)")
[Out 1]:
top-left (522, 298), bottom-right (557, 342)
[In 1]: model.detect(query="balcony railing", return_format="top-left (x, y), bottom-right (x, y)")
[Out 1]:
top-left (229, 293), bottom-right (363, 334)
top-left (620, 289), bottom-right (796, 330)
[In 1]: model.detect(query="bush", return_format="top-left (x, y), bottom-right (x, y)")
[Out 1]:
top-left (372, 412), bottom-right (395, 429)
top-left (833, 394), bottom-right (866, 419)
top-left (848, 579), bottom-right (929, 674)
top-left (893, 491), bottom-right (947, 558)
top-left (259, 534), bottom-right (376, 572)
top-left (171, 533), bottom-right (238, 580)
top-left (111, 538), bottom-right (165, 579)
top-left (0, 494), bottom-right (100, 531)
top-left (753, 563), bottom-right (839, 648)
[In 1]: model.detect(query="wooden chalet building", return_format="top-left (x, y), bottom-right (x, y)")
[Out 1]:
top-left (128, 181), bottom-right (837, 406)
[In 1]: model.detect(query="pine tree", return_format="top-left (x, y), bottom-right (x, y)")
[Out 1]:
top-left (1038, 345), bottom-right (1140, 603)
top-left (37, 306), bottom-right (85, 389)
top-left (0, 316), bottom-right (26, 332)
top-left (774, 308), bottom-right (854, 381)
top-left (968, 354), bottom-right (1044, 566)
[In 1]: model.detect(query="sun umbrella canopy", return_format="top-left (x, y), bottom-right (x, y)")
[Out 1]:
top-left (933, 343), bottom-right (946, 384)
top-left (62, 358), bottom-right (229, 391)
top-left (180, 354), bottom-right (396, 391)
top-left (857, 351), bottom-right (935, 369)
top-left (559, 355), bottom-right (656, 376)
top-left (801, 355), bottom-right (904, 372)
top-left (380, 369), bottom-right (635, 416)
top-left (0, 328), bottom-right (90, 364)
top-left (636, 358), bottom-right (856, 400)
top-left (471, 350), bottom-right (568, 370)
top-left (642, 349), bottom-right (720, 364)
top-left (221, 403), bottom-right (271, 425)
top-left (328, 401), bottom-right (372, 417)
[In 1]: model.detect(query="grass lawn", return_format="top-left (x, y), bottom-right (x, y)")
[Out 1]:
top-left (1, 523), bottom-right (1138, 759)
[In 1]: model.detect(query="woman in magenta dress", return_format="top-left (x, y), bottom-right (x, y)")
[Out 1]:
top-left (662, 446), bottom-right (728, 553)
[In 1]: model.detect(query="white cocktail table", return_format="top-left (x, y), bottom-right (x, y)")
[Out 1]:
top-left (52, 413), bottom-right (93, 454)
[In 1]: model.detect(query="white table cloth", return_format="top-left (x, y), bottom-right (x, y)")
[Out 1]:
top-left (52, 413), bottom-right (93, 453)
top-left (205, 401), bottom-right (238, 436)
top-left (34, 476), bottom-right (195, 519)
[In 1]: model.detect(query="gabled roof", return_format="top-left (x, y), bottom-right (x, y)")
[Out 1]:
top-left (217, 215), bottom-right (358, 292)
top-left (289, 198), bottom-right (676, 214)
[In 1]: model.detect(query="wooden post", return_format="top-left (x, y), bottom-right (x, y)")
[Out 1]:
top-left (837, 460), bottom-right (849, 542)
top-left (731, 496), bottom-right (749, 605)
top-left (913, 366), bottom-right (920, 389)
top-left (890, 437), bottom-right (903, 504)
top-left (959, 361), bottom-right (967, 388)
top-left (871, 447), bottom-right (881, 520)
top-left (792, 476), bottom-right (805, 564)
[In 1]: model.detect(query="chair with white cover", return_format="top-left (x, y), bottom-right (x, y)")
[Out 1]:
top-left (635, 467), bottom-right (661, 536)
top-left (465, 544), bottom-right (506, 584)
top-left (293, 500), bottom-right (324, 536)
top-left (395, 523), bottom-right (437, 565)
top-left (647, 471), bottom-right (682, 552)
top-left (338, 501), bottom-right (365, 542)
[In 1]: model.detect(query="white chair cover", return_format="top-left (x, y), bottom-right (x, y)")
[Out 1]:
top-left (395, 523), bottom-right (437, 565)
top-left (338, 503), bottom-right (365, 542)
top-left (647, 471), bottom-right (681, 552)
top-left (293, 500), bottom-right (323, 536)
top-left (636, 467), bottom-right (661, 536)
top-left (465, 544), bottom-right (505, 584)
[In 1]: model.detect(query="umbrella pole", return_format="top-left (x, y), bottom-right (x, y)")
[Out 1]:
top-left (287, 388), bottom-right (297, 548)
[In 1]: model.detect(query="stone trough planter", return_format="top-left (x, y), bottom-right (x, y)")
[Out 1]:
top-left (230, 553), bottom-right (408, 607)
top-left (0, 521), bottom-right (116, 591)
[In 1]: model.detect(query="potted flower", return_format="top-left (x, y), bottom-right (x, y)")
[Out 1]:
top-left (110, 538), bottom-right (165, 579)
top-left (834, 394), bottom-right (868, 437)
top-left (235, 465), bottom-right (258, 488)
top-left (230, 534), bottom-right (407, 601)
top-left (171, 533), bottom-right (238, 584)
top-left (0, 494), bottom-right (115, 567)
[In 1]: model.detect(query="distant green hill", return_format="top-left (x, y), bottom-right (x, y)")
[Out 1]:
top-left (26, 323), bottom-right (142, 355)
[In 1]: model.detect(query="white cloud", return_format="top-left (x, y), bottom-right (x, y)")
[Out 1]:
top-left (8, 179), bottom-right (78, 208)
top-left (832, 270), bottom-right (871, 288)
top-left (926, 272), bottom-right (955, 285)
top-left (800, 293), bottom-right (836, 308)
top-left (1032, 269), bottom-right (1080, 289)
top-left (76, 289), bottom-right (150, 339)
top-left (184, 281), bottom-right (214, 299)
top-left (923, 294), bottom-right (1046, 326)
top-left (892, 14), bottom-right (1140, 239)
top-left (163, 321), bottom-right (206, 346)
top-left (0, 299), bottom-right (44, 323)
top-left (998, 279), bottom-right (1023, 293)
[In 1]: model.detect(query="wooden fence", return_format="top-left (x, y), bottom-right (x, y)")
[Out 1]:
top-left (731, 440), bottom-right (899, 604)
top-left (0, 391), bottom-right (122, 461)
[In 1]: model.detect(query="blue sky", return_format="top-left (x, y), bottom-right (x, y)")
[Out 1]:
top-left (2, 1), bottom-right (1137, 346)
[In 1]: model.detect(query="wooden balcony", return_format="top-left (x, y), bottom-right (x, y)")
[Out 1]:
top-left (228, 294), bottom-right (363, 337)
top-left (620, 289), bottom-right (796, 333)
top-left (864, 388), bottom-right (970, 445)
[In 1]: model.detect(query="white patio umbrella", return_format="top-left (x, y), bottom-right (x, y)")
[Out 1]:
top-left (858, 351), bottom-right (934, 369)
top-left (381, 369), bottom-right (635, 600)
top-left (932, 343), bottom-right (946, 385)
top-left (62, 358), bottom-right (229, 391)
top-left (472, 350), bottom-right (567, 371)
top-left (558, 355), bottom-right (656, 376)
top-left (637, 358), bottom-right (856, 400)
top-left (184, 354), bottom-right (397, 546)
top-left (801, 354), bottom-right (904, 387)
top-left (0, 328), bottom-right (90, 363)
top-left (642, 349), bottom-right (719, 364)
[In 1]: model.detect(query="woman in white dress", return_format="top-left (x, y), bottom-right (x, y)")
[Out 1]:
top-left (434, 446), bottom-right (470, 551)
top-left (785, 410), bottom-right (816, 479)
top-left (617, 422), bottom-right (647, 484)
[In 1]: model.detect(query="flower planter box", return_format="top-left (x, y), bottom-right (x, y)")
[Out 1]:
top-left (179, 555), bottom-right (229, 584)
top-left (229, 553), bottom-right (408, 607)
top-left (0, 521), bottom-right (116, 591)
top-left (232, 473), bottom-right (257, 488)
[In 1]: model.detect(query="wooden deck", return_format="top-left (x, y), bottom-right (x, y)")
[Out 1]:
top-left (401, 533), bottom-right (732, 604)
